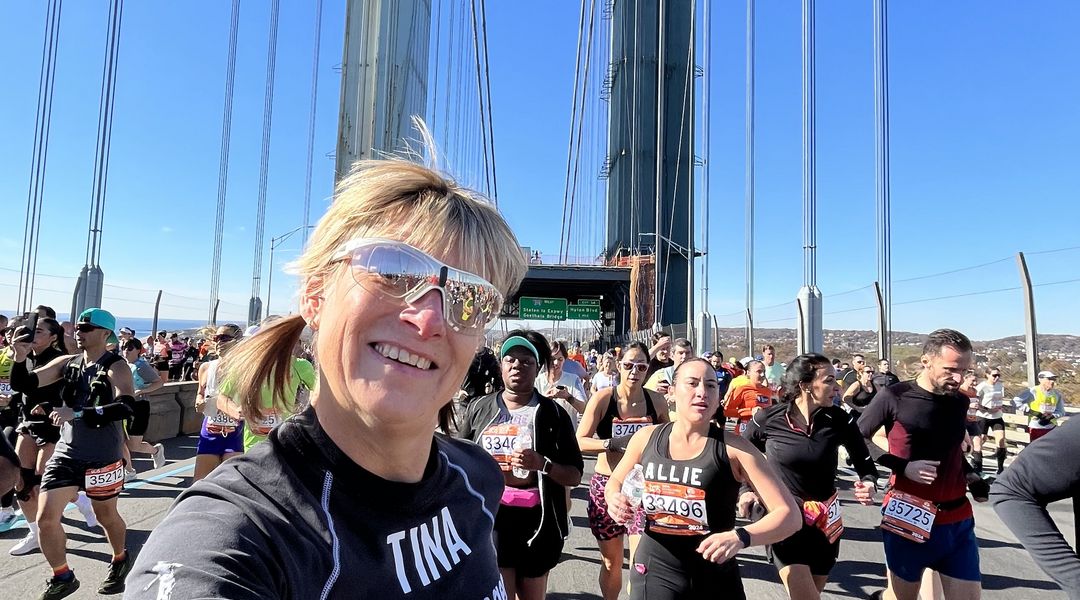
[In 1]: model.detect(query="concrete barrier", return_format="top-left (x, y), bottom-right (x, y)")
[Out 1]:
top-left (141, 385), bottom-right (183, 443)
top-left (173, 382), bottom-right (203, 436)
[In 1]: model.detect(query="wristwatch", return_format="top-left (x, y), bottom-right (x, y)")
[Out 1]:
top-left (72, 410), bottom-right (83, 420)
top-left (603, 439), bottom-right (611, 450)
top-left (734, 526), bottom-right (752, 548)
top-left (540, 457), bottom-right (553, 475)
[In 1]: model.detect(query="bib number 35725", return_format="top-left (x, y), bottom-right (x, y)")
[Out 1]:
top-left (85, 460), bottom-right (125, 499)
top-left (881, 491), bottom-right (937, 543)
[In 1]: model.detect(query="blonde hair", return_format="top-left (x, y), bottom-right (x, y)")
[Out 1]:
top-left (222, 158), bottom-right (526, 429)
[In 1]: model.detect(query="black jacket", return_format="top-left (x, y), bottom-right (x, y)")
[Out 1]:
top-left (457, 391), bottom-right (584, 543)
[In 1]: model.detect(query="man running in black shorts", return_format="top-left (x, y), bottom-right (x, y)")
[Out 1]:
top-left (10, 308), bottom-right (137, 599)
top-left (858, 329), bottom-right (989, 600)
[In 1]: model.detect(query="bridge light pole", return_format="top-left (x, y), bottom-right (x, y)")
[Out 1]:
top-left (265, 225), bottom-right (314, 319)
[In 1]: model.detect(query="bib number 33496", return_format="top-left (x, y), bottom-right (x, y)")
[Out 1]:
top-left (881, 491), bottom-right (937, 543)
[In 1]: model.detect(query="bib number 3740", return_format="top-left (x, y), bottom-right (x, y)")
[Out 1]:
top-left (881, 491), bottom-right (937, 543)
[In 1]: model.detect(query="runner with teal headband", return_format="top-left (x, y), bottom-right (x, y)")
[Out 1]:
top-left (457, 330), bottom-right (583, 600)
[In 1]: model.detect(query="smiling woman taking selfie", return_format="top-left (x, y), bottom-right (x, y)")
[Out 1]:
top-left (127, 158), bottom-right (527, 599)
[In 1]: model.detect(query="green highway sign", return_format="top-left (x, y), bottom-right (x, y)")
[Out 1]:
top-left (576, 299), bottom-right (601, 306)
top-left (519, 297), bottom-right (567, 320)
top-left (566, 304), bottom-right (601, 320)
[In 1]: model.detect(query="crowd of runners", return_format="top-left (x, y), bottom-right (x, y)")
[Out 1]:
top-left (0, 157), bottom-right (1075, 600)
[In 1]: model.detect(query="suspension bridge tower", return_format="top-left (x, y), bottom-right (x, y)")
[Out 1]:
top-left (336, 0), bottom-right (433, 181)
top-left (604, 0), bottom-right (696, 335)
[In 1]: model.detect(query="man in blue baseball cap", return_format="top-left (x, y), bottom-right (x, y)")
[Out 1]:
top-left (9, 306), bottom-right (137, 598)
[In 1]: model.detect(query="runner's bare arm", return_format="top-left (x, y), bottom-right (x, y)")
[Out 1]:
top-left (194, 362), bottom-right (210, 412)
top-left (602, 425), bottom-right (657, 518)
top-left (725, 433), bottom-right (801, 546)
top-left (575, 387), bottom-right (614, 454)
top-left (217, 393), bottom-right (242, 420)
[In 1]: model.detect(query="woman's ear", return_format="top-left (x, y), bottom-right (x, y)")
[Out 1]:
top-left (299, 275), bottom-right (327, 331)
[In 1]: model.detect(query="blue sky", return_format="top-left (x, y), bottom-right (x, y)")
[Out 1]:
top-left (2, 1), bottom-right (1078, 341)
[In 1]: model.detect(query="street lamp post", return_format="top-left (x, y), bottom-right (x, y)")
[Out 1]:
top-left (266, 225), bottom-right (314, 319)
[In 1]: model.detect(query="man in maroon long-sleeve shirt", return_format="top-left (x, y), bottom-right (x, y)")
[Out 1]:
top-left (859, 329), bottom-right (988, 600)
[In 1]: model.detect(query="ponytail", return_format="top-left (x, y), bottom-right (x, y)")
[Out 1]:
top-left (221, 314), bottom-right (309, 421)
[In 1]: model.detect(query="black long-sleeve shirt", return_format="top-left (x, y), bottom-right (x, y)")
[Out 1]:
top-left (991, 416), bottom-right (1080, 599)
top-left (744, 403), bottom-right (878, 502)
top-left (857, 381), bottom-right (973, 524)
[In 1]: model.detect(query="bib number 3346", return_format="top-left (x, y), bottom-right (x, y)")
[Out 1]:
top-left (881, 491), bottom-right (937, 543)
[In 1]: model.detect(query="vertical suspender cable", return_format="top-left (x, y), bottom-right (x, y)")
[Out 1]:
top-left (653, 0), bottom-right (665, 327)
top-left (744, 0), bottom-right (755, 350)
top-left (478, 0), bottom-right (498, 204)
top-left (85, 0), bottom-right (124, 269)
top-left (802, 0), bottom-right (816, 288)
top-left (301, 0), bottom-right (324, 249)
top-left (559, 0), bottom-right (589, 262)
top-left (18, 0), bottom-right (63, 313)
top-left (209, 0), bottom-right (241, 323)
top-left (565, 0), bottom-right (598, 264)
top-left (874, 0), bottom-right (892, 361)
top-left (700, 0), bottom-right (712, 315)
top-left (250, 0), bottom-right (282, 316)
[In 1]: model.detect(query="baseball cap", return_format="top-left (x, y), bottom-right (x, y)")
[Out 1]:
top-left (77, 308), bottom-right (119, 345)
top-left (500, 335), bottom-right (539, 361)
top-left (119, 327), bottom-right (135, 337)
top-left (1037, 370), bottom-right (1056, 380)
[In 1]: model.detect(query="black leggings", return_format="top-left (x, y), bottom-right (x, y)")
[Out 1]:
top-left (1, 426), bottom-right (17, 509)
top-left (630, 534), bottom-right (746, 600)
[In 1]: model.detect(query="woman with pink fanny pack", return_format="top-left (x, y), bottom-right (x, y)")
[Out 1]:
top-left (456, 330), bottom-right (584, 600)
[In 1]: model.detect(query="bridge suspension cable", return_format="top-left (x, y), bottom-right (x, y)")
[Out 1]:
top-left (249, 0), bottom-right (281, 324)
top-left (301, 0), bottom-right (324, 249)
top-left (208, 0), bottom-right (240, 324)
top-left (18, 0), bottom-right (63, 314)
top-left (84, 0), bottom-right (124, 271)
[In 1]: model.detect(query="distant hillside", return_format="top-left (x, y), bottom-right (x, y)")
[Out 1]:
top-left (706, 328), bottom-right (1078, 404)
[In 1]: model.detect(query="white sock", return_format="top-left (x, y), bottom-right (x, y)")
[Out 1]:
top-left (76, 492), bottom-right (92, 509)
top-left (28, 521), bottom-right (38, 537)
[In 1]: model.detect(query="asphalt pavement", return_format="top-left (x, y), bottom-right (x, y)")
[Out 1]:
top-left (0, 436), bottom-right (1071, 599)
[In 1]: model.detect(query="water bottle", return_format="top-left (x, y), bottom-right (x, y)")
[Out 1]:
top-left (622, 464), bottom-right (646, 509)
top-left (512, 430), bottom-right (533, 479)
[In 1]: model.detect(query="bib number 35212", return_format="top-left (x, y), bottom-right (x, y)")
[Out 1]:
top-left (85, 460), bottom-right (125, 500)
top-left (881, 491), bottom-right (937, 543)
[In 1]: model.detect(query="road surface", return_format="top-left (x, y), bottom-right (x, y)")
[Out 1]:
top-left (0, 436), bottom-right (1071, 599)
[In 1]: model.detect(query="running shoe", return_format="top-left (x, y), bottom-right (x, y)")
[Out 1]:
top-left (0, 506), bottom-right (19, 532)
top-left (75, 493), bottom-right (98, 529)
top-left (38, 574), bottom-right (80, 600)
top-left (98, 551), bottom-right (134, 595)
top-left (10, 529), bottom-right (39, 555)
top-left (124, 467), bottom-right (137, 483)
top-left (152, 443), bottom-right (167, 469)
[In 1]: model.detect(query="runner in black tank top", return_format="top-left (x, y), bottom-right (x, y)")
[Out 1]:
top-left (576, 343), bottom-right (669, 600)
top-left (603, 359), bottom-right (801, 600)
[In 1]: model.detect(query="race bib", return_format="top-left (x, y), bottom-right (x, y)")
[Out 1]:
top-left (480, 423), bottom-right (520, 471)
top-left (0, 380), bottom-right (12, 398)
top-left (612, 417), bottom-right (651, 439)
top-left (881, 491), bottom-right (937, 543)
top-left (735, 419), bottom-right (750, 436)
top-left (250, 409), bottom-right (281, 436)
top-left (206, 410), bottom-right (239, 435)
top-left (643, 481), bottom-right (709, 535)
top-left (85, 460), bottom-right (125, 499)
top-left (822, 492), bottom-right (843, 544)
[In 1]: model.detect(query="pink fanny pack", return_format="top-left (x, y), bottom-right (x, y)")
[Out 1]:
top-left (501, 487), bottom-right (541, 508)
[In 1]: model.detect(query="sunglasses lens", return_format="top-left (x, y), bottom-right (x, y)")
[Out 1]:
top-left (348, 242), bottom-right (503, 332)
